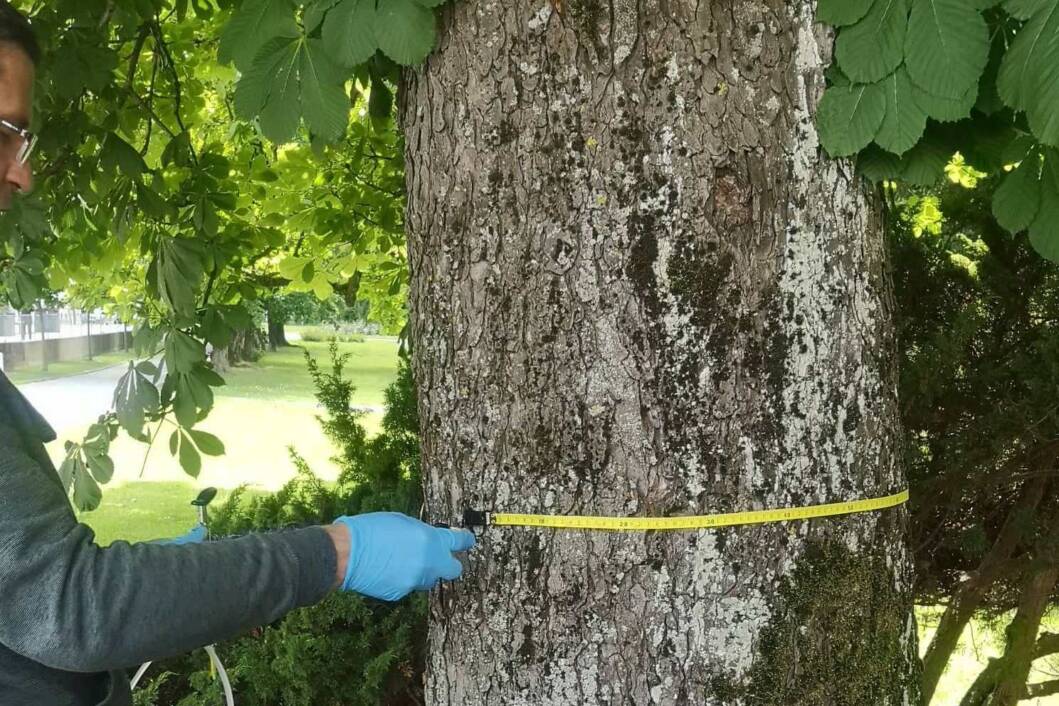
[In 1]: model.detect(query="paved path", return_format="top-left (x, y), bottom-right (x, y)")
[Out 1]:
top-left (19, 362), bottom-right (130, 434)
top-left (17, 356), bottom-right (386, 438)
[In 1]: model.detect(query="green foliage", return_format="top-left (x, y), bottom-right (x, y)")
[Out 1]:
top-left (997, 1), bottom-right (1059, 145)
top-left (0, 0), bottom-right (411, 507)
top-left (817, 0), bottom-right (1059, 262)
top-left (876, 68), bottom-right (928, 155)
top-left (817, 82), bottom-right (888, 157)
top-left (223, 0), bottom-right (448, 142)
top-left (834, 0), bottom-right (908, 84)
top-left (893, 176), bottom-right (1059, 618)
top-left (905, 0), bottom-right (989, 98)
top-left (233, 35), bottom-right (349, 143)
top-left (136, 344), bottom-right (425, 705)
top-left (818, 0), bottom-right (875, 25)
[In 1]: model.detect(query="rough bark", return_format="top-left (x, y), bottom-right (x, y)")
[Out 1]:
top-left (401, 1), bottom-right (918, 703)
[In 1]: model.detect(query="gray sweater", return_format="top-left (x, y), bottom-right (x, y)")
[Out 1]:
top-left (0, 372), bottom-right (338, 705)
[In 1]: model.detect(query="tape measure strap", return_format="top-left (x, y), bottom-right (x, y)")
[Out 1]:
top-left (466, 489), bottom-right (909, 531)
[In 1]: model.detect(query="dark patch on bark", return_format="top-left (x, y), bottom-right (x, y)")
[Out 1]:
top-left (739, 540), bottom-right (917, 706)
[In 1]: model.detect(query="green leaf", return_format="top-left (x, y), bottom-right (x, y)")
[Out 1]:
top-left (259, 38), bottom-right (303, 143)
top-left (1029, 155), bottom-right (1059, 261)
top-left (173, 381), bottom-right (198, 428)
top-left (57, 454), bottom-right (76, 492)
top-left (52, 43), bottom-right (118, 99)
top-left (905, 0), bottom-right (989, 99)
top-left (100, 133), bottom-right (148, 181)
top-left (219, 0), bottom-right (298, 71)
top-left (322, 0), bottom-right (377, 67)
top-left (816, 82), bottom-right (888, 157)
top-left (134, 324), bottom-right (165, 359)
top-left (992, 156), bottom-right (1041, 233)
top-left (997, 1), bottom-right (1059, 147)
top-left (73, 463), bottom-right (102, 512)
top-left (305, 0), bottom-right (341, 32)
top-left (911, 79), bottom-right (978, 122)
top-left (178, 433), bottom-right (203, 478)
top-left (201, 308), bottom-right (235, 349)
top-left (876, 68), bottom-right (927, 155)
top-left (85, 450), bottom-right (115, 484)
top-left (374, 0), bottom-right (437, 65)
top-left (193, 364), bottom-right (227, 388)
top-left (189, 430), bottom-right (226, 456)
top-left (835, 0), bottom-right (908, 84)
top-left (165, 330), bottom-right (205, 375)
top-left (157, 238), bottom-right (205, 318)
top-left (300, 39), bottom-right (351, 141)
top-left (183, 370), bottom-right (215, 410)
top-left (113, 363), bottom-right (160, 435)
top-left (1004, 0), bottom-right (1048, 19)
top-left (818, 0), bottom-right (875, 25)
top-left (137, 183), bottom-right (175, 221)
top-left (234, 35), bottom-right (300, 123)
top-left (170, 429), bottom-right (180, 457)
top-left (899, 130), bottom-right (953, 185)
top-left (161, 131), bottom-right (194, 167)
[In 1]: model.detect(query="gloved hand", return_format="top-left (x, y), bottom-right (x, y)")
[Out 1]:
top-left (152, 524), bottom-right (207, 546)
top-left (333, 512), bottom-right (476, 601)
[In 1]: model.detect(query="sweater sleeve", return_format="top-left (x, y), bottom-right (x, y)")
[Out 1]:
top-left (0, 425), bottom-right (338, 673)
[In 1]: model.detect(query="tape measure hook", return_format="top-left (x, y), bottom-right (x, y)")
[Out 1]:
top-left (464, 509), bottom-right (491, 528)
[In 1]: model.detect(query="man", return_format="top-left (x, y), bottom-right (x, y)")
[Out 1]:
top-left (0, 4), bottom-right (476, 704)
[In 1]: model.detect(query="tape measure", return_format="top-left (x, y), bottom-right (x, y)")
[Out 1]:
top-left (460, 488), bottom-right (909, 531)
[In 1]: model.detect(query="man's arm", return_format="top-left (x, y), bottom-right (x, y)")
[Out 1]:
top-left (0, 426), bottom-right (344, 674)
top-left (323, 523), bottom-right (350, 590)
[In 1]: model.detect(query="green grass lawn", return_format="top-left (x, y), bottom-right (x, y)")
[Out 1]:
top-left (218, 337), bottom-right (400, 408)
top-left (56, 336), bottom-right (401, 546)
top-left (5, 350), bottom-right (134, 385)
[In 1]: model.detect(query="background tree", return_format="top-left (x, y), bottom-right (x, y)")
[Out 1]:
top-left (893, 176), bottom-right (1059, 705)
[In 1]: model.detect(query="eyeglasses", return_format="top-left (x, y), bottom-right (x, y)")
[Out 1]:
top-left (0, 118), bottom-right (37, 165)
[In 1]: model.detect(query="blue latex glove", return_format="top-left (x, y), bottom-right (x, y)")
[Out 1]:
top-left (152, 524), bottom-right (207, 546)
top-left (334, 512), bottom-right (476, 601)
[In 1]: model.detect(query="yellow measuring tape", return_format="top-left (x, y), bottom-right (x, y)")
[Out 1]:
top-left (462, 489), bottom-right (909, 531)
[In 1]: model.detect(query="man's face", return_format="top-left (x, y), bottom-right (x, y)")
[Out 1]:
top-left (0, 44), bottom-right (34, 210)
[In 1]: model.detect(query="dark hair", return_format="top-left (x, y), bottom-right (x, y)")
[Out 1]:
top-left (0, 1), bottom-right (39, 65)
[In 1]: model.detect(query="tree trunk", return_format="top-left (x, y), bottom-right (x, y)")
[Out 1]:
top-left (961, 634), bottom-right (1059, 706)
top-left (266, 299), bottom-right (288, 351)
top-left (38, 304), bottom-right (47, 372)
top-left (401, 1), bottom-right (919, 703)
top-left (921, 476), bottom-right (1047, 704)
top-left (987, 563), bottom-right (1059, 706)
top-left (212, 346), bottom-right (230, 373)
